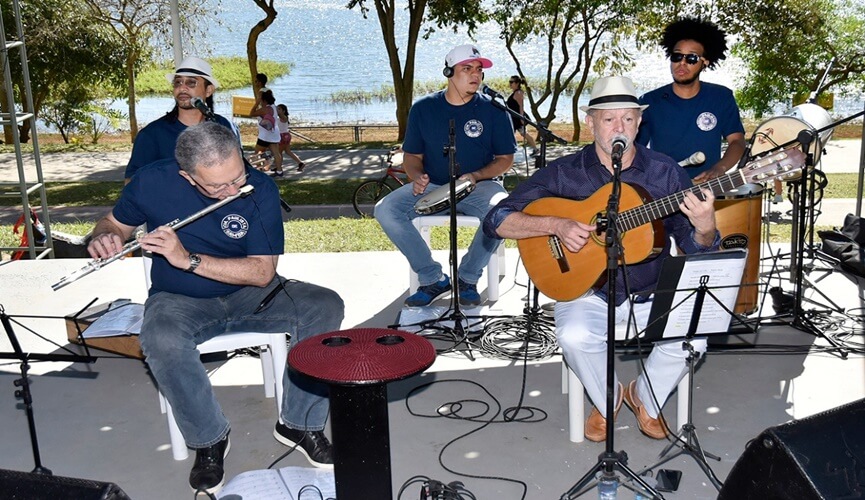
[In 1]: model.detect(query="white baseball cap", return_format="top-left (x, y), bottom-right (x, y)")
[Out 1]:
top-left (445, 44), bottom-right (493, 69)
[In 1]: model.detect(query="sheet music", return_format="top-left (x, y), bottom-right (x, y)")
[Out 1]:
top-left (650, 251), bottom-right (746, 339)
top-left (78, 300), bottom-right (143, 338)
top-left (217, 466), bottom-right (335, 499)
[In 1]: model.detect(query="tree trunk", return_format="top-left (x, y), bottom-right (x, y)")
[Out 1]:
top-left (571, 96), bottom-right (581, 142)
top-left (248, 1), bottom-right (277, 89)
top-left (372, 0), bottom-right (425, 141)
top-left (127, 51), bottom-right (138, 142)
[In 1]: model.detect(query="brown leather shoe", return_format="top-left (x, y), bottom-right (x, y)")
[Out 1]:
top-left (584, 382), bottom-right (623, 442)
top-left (623, 380), bottom-right (669, 439)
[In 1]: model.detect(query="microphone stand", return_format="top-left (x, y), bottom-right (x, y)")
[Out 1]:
top-left (561, 147), bottom-right (661, 500)
top-left (483, 89), bottom-right (568, 173)
top-left (413, 120), bottom-right (475, 359)
top-left (483, 91), bottom-right (567, 321)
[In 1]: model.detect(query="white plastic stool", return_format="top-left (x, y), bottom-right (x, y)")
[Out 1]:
top-left (144, 256), bottom-right (289, 461)
top-left (561, 358), bottom-right (689, 443)
top-left (410, 215), bottom-right (505, 301)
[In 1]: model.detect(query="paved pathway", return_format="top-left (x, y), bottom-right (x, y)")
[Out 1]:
top-left (0, 140), bottom-right (862, 225)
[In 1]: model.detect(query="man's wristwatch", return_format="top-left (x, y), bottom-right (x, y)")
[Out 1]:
top-left (185, 253), bottom-right (202, 273)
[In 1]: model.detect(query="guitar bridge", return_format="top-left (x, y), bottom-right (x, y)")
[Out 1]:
top-left (548, 235), bottom-right (570, 273)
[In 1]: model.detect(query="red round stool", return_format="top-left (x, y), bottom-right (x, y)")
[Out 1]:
top-left (289, 328), bottom-right (435, 499)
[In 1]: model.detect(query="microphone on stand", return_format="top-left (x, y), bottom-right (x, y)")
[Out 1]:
top-left (678, 151), bottom-right (706, 167)
top-left (480, 84), bottom-right (505, 100)
top-left (611, 137), bottom-right (627, 163)
top-left (191, 97), bottom-right (216, 121)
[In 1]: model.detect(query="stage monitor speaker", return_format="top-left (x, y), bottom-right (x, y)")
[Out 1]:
top-left (718, 397), bottom-right (865, 499)
top-left (0, 468), bottom-right (130, 500)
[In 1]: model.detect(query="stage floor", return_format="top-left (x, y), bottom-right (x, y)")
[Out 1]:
top-left (0, 246), bottom-right (863, 499)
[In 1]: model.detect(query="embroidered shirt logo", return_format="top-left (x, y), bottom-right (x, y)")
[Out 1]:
top-left (221, 214), bottom-right (249, 239)
top-left (696, 112), bottom-right (717, 132)
top-left (464, 119), bottom-right (483, 138)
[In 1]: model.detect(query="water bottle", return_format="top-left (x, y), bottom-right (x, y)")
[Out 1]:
top-left (597, 473), bottom-right (618, 500)
top-left (634, 471), bottom-right (654, 500)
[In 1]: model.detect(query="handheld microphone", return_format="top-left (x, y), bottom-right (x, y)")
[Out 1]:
top-left (480, 84), bottom-right (504, 100)
top-left (191, 97), bottom-right (215, 121)
top-left (678, 151), bottom-right (705, 167)
top-left (611, 137), bottom-right (627, 162)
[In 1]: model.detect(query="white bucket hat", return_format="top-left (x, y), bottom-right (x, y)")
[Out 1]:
top-left (165, 56), bottom-right (219, 89)
top-left (579, 76), bottom-right (648, 112)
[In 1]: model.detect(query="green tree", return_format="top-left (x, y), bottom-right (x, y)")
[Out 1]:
top-left (490, 0), bottom-right (648, 142)
top-left (83, 0), bottom-right (211, 141)
top-left (0, 0), bottom-right (125, 143)
top-left (347, 0), bottom-right (486, 140)
top-left (718, 0), bottom-right (865, 117)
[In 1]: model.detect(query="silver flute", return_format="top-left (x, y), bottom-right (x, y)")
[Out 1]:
top-left (52, 184), bottom-right (255, 291)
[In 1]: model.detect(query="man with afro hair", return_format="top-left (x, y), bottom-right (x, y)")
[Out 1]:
top-left (636, 17), bottom-right (746, 182)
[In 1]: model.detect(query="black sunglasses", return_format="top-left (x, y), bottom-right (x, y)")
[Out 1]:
top-left (670, 52), bottom-right (702, 65)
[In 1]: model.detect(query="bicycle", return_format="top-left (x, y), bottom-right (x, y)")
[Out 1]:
top-left (352, 145), bottom-right (407, 217)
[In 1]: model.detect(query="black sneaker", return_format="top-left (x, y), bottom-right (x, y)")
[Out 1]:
top-left (189, 432), bottom-right (230, 494)
top-left (273, 421), bottom-right (334, 469)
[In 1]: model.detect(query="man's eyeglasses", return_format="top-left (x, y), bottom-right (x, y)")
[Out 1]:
top-left (670, 53), bottom-right (702, 65)
top-left (172, 77), bottom-right (200, 89)
top-left (509, 80), bottom-right (519, 84)
top-left (193, 172), bottom-right (249, 196)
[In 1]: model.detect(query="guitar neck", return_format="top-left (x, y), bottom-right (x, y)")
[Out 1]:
top-left (619, 170), bottom-right (746, 231)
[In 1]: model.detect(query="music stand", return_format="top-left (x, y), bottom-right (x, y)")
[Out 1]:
top-left (0, 304), bottom-right (96, 475)
top-left (633, 250), bottom-right (748, 492)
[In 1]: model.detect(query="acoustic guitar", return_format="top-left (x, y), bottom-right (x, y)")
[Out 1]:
top-left (517, 147), bottom-right (806, 301)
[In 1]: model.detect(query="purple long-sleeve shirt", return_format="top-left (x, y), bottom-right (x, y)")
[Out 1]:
top-left (483, 143), bottom-right (720, 305)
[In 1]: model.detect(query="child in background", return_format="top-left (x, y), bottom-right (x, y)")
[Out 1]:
top-left (277, 104), bottom-right (305, 172)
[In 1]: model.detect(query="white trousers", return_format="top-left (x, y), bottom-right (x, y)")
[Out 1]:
top-left (555, 293), bottom-right (706, 419)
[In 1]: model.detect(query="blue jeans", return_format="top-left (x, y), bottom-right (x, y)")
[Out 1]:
top-left (374, 180), bottom-right (508, 285)
top-left (139, 276), bottom-right (344, 448)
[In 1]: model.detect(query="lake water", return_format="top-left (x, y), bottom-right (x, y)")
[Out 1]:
top-left (126, 0), bottom-right (861, 128)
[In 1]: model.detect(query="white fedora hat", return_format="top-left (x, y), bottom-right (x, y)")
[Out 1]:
top-left (579, 76), bottom-right (648, 112)
top-left (165, 56), bottom-right (219, 89)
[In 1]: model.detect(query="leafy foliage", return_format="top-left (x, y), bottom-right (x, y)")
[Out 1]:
top-left (718, 0), bottom-right (865, 117)
top-left (490, 0), bottom-right (653, 141)
top-left (0, 0), bottom-right (126, 142)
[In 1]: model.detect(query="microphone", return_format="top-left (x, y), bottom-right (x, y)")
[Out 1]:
top-left (191, 97), bottom-right (215, 121)
top-left (480, 84), bottom-right (504, 100)
top-left (611, 136), bottom-right (627, 162)
top-left (678, 151), bottom-right (705, 167)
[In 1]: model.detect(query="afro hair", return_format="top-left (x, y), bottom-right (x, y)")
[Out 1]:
top-left (661, 18), bottom-right (728, 70)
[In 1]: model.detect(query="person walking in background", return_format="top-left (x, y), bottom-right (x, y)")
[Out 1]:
top-left (276, 104), bottom-right (306, 172)
top-left (252, 89), bottom-right (284, 176)
top-left (124, 56), bottom-right (237, 184)
top-left (506, 75), bottom-right (537, 154)
top-left (635, 17), bottom-right (746, 183)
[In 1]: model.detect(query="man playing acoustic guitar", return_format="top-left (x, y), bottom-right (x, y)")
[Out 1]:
top-left (483, 76), bottom-right (720, 442)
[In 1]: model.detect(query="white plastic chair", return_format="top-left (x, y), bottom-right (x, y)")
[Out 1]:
top-left (410, 215), bottom-right (506, 301)
top-left (143, 256), bottom-right (288, 460)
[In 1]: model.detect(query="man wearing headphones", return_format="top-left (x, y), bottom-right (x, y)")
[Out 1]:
top-left (635, 18), bottom-right (746, 182)
top-left (375, 44), bottom-right (516, 307)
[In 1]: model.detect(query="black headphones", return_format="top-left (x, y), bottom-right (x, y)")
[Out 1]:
top-left (442, 59), bottom-right (453, 78)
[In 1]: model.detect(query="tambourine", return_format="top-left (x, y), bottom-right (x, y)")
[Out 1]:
top-left (413, 178), bottom-right (475, 215)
